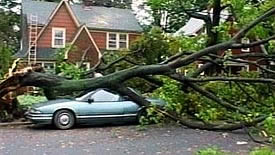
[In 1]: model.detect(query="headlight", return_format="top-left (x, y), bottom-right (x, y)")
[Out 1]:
top-left (30, 108), bottom-right (42, 114)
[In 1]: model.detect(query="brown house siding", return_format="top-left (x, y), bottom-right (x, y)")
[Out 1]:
top-left (90, 31), bottom-right (106, 50)
top-left (129, 33), bottom-right (141, 44)
top-left (68, 30), bottom-right (100, 66)
top-left (37, 4), bottom-right (77, 48)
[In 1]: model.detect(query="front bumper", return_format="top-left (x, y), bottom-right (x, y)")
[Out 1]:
top-left (25, 112), bottom-right (53, 125)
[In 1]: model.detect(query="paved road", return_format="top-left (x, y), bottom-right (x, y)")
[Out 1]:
top-left (0, 124), bottom-right (262, 155)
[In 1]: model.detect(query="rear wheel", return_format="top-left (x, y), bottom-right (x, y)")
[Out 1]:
top-left (53, 110), bottom-right (75, 130)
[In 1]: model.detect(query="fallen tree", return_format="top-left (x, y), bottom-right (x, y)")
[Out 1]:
top-left (0, 2), bottom-right (275, 131)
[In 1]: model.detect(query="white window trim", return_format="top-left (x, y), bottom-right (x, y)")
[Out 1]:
top-left (241, 38), bottom-right (250, 52)
top-left (224, 63), bottom-right (249, 74)
top-left (52, 27), bottom-right (66, 48)
top-left (106, 32), bottom-right (129, 50)
top-left (36, 62), bottom-right (56, 72)
top-left (82, 62), bottom-right (90, 70)
top-left (39, 62), bottom-right (56, 68)
top-left (198, 63), bottom-right (205, 76)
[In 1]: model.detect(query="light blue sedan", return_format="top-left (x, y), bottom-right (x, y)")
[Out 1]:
top-left (25, 88), bottom-right (166, 129)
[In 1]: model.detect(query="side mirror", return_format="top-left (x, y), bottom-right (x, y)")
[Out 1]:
top-left (88, 98), bottom-right (94, 103)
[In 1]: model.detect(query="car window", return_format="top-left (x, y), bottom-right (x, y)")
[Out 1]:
top-left (90, 90), bottom-right (120, 102)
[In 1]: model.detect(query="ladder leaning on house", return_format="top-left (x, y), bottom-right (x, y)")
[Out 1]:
top-left (28, 14), bottom-right (38, 65)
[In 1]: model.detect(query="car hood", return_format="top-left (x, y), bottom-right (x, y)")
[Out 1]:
top-left (32, 99), bottom-right (72, 108)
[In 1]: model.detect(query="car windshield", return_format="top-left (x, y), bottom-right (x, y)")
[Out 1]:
top-left (75, 89), bottom-right (120, 102)
top-left (90, 89), bottom-right (120, 102)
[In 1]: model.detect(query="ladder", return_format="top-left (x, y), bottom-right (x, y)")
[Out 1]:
top-left (28, 14), bottom-right (38, 65)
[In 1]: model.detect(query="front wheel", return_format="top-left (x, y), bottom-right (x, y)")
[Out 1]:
top-left (137, 107), bottom-right (147, 123)
top-left (53, 110), bottom-right (75, 130)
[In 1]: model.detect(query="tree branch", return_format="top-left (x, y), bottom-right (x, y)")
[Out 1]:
top-left (169, 74), bottom-right (247, 114)
top-left (233, 7), bottom-right (275, 40)
top-left (185, 76), bottom-right (275, 83)
top-left (231, 35), bottom-right (275, 49)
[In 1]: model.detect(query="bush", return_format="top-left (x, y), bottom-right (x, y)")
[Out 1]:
top-left (196, 147), bottom-right (226, 155)
top-left (250, 147), bottom-right (275, 155)
top-left (17, 95), bottom-right (47, 109)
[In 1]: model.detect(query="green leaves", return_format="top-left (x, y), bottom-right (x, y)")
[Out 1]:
top-left (54, 45), bottom-right (85, 80)
top-left (147, 0), bottom-right (209, 32)
top-left (0, 43), bottom-right (12, 78)
top-left (17, 95), bottom-right (47, 109)
top-left (58, 62), bottom-right (85, 80)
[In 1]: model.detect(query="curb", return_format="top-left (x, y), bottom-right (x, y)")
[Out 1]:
top-left (0, 122), bottom-right (33, 127)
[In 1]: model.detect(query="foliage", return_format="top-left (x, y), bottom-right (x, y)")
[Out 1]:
top-left (0, 8), bottom-right (20, 50)
top-left (143, 72), bottom-right (275, 124)
top-left (139, 106), bottom-right (166, 125)
top-left (58, 62), bottom-right (85, 80)
top-left (0, 0), bottom-right (20, 10)
top-left (152, 77), bottom-right (186, 115)
top-left (249, 147), bottom-right (275, 155)
top-left (130, 27), bottom-right (171, 64)
top-left (0, 0), bottom-right (20, 78)
top-left (147, 0), bottom-right (209, 32)
top-left (195, 147), bottom-right (275, 155)
top-left (223, 0), bottom-right (274, 39)
top-left (17, 95), bottom-right (47, 109)
top-left (196, 147), bottom-right (226, 155)
top-left (0, 43), bottom-right (12, 78)
top-left (55, 45), bottom-right (85, 80)
top-left (263, 115), bottom-right (275, 136)
top-left (130, 27), bottom-right (207, 65)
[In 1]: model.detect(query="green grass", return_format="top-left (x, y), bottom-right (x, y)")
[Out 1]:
top-left (196, 147), bottom-right (226, 155)
top-left (195, 147), bottom-right (275, 155)
top-left (250, 147), bottom-right (275, 155)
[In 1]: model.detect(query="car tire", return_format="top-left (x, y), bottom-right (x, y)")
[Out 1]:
top-left (137, 107), bottom-right (147, 123)
top-left (53, 110), bottom-right (75, 130)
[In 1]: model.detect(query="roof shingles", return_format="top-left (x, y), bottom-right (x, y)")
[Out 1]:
top-left (22, 0), bottom-right (143, 32)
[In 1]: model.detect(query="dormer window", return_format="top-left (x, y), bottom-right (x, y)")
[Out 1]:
top-left (241, 38), bottom-right (250, 52)
top-left (52, 28), bottom-right (66, 48)
top-left (107, 33), bottom-right (128, 50)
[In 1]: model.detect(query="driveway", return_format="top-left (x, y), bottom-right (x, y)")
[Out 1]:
top-left (0, 124), bottom-right (262, 155)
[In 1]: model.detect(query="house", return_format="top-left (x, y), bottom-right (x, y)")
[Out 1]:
top-left (15, 0), bottom-right (142, 71)
top-left (174, 11), bottom-right (269, 75)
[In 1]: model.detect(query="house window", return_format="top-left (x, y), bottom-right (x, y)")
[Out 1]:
top-left (225, 64), bottom-right (249, 75)
top-left (38, 62), bottom-right (55, 73)
top-left (241, 38), bottom-right (250, 52)
top-left (107, 33), bottom-right (128, 50)
top-left (44, 62), bottom-right (55, 70)
top-left (52, 28), bottom-right (66, 48)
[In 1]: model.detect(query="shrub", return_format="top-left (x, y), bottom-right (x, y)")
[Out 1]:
top-left (250, 147), bottom-right (275, 155)
top-left (17, 95), bottom-right (47, 109)
top-left (196, 147), bottom-right (226, 155)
